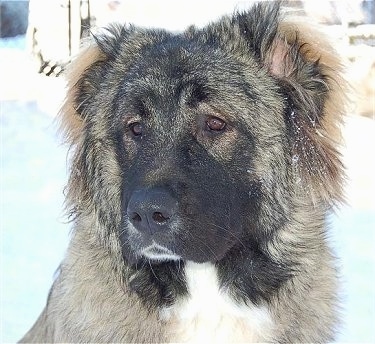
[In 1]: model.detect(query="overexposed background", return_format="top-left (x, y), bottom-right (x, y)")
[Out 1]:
top-left (1, 1), bottom-right (374, 342)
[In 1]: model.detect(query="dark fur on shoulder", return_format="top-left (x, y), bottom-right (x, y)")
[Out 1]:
top-left (21, 2), bottom-right (346, 343)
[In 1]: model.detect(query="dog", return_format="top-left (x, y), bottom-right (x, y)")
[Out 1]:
top-left (20, 2), bottom-right (347, 342)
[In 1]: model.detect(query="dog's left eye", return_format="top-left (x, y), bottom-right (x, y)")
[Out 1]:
top-left (128, 122), bottom-right (143, 137)
top-left (206, 116), bottom-right (226, 132)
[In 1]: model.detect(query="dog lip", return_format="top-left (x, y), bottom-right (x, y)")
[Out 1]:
top-left (141, 242), bottom-right (181, 261)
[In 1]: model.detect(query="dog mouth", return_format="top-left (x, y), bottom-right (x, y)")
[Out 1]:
top-left (140, 242), bottom-right (181, 262)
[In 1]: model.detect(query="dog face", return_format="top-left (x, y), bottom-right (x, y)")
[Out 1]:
top-left (65, 4), bottom-right (345, 267)
top-left (115, 39), bottom-right (280, 264)
top-left (101, 32), bottom-right (295, 264)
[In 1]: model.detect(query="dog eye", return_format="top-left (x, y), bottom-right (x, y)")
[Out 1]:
top-left (206, 116), bottom-right (226, 132)
top-left (129, 122), bottom-right (143, 137)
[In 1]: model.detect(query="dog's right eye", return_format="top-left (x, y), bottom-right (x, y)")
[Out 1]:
top-left (206, 116), bottom-right (226, 132)
top-left (129, 122), bottom-right (143, 137)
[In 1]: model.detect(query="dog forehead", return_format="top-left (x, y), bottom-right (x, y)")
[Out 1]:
top-left (122, 34), bottom-right (241, 93)
top-left (112, 31), bottom-right (272, 132)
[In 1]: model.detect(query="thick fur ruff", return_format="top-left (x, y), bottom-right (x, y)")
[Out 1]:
top-left (20, 2), bottom-right (347, 343)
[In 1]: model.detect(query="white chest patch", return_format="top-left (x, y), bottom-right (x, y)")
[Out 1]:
top-left (161, 262), bottom-right (274, 343)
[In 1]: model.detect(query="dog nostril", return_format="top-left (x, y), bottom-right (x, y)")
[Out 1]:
top-left (152, 212), bottom-right (169, 223)
top-left (131, 213), bottom-right (142, 222)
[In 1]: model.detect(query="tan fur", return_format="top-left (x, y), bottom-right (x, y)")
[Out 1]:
top-left (59, 41), bottom-right (104, 145)
top-left (278, 16), bottom-right (348, 204)
top-left (279, 16), bottom-right (348, 140)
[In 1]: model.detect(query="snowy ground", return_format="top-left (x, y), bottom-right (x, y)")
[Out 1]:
top-left (1, 32), bottom-right (374, 343)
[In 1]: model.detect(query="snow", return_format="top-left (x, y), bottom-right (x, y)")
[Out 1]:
top-left (1, 33), bottom-right (374, 343)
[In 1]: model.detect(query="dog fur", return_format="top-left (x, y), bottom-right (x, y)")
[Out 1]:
top-left (20, 2), bottom-right (347, 342)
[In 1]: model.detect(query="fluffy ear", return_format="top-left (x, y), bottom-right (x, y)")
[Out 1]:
top-left (237, 3), bottom-right (347, 205)
top-left (59, 24), bottom-right (132, 145)
top-left (275, 15), bottom-right (347, 206)
top-left (59, 40), bottom-right (105, 145)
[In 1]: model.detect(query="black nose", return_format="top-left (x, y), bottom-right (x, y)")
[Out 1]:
top-left (127, 187), bottom-right (177, 234)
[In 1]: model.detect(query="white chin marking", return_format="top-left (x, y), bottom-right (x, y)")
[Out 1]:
top-left (141, 243), bottom-right (181, 262)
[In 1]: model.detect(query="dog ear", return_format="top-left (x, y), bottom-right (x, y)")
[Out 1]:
top-left (236, 3), bottom-right (347, 205)
top-left (59, 24), bottom-right (130, 145)
top-left (275, 16), bottom-right (347, 206)
top-left (59, 41), bottom-right (104, 145)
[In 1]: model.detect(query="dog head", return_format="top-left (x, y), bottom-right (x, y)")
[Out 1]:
top-left (60, 3), bottom-right (346, 265)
